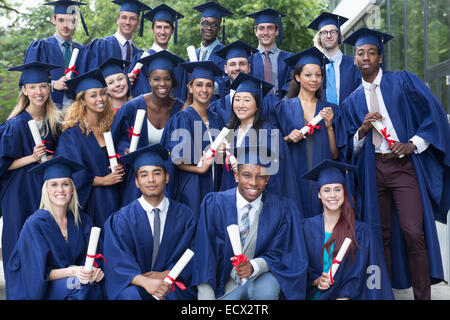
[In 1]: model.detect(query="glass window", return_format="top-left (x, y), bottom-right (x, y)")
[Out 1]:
top-left (387, 0), bottom-right (405, 71)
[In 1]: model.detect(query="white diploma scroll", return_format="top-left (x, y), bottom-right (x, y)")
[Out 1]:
top-left (227, 224), bottom-right (248, 285)
top-left (130, 51), bottom-right (151, 78)
top-left (372, 121), bottom-right (404, 158)
top-left (84, 227), bottom-right (101, 272)
top-left (152, 249), bottom-right (194, 300)
top-left (329, 237), bottom-right (352, 282)
top-left (129, 109), bottom-right (146, 153)
top-left (27, 119), bottom-right (47, 162)
top-left (300, 114), bottom-right (323, 136)
top-left (197, 127), bottom-right (230, 168)
top-left (103, 131), bottom-right (118, 172)
top-left (65, 48), bottom-right (79, 78)
top-left (187, 45), bottom-right (198, 62)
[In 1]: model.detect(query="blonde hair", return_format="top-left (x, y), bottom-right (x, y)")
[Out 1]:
top-left (40, 178), bottom-right (82, 227)
top-left (8, 85), bottom-right (62, 138)
top-left (62, 89), bottom-right (114, 135)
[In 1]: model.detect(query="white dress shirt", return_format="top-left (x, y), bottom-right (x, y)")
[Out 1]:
top-left (114, 31), bottom-right (133, 61)
top-left (353, 68), bottom-right (429, 155)
top-left (138, 196), bottom-right (169, 242)
top-left (150, 42), bottom-right (166, 53)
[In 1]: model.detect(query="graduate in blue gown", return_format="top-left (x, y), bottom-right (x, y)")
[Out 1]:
top-left (6, 156), bottom-right (104, 300)
top-left (128, 4), bottom-right (187, 102)
top-left (111, 51), bottom-right (184, 206)
top-left (100, 57), bottom-right (132, 114)
top-left (307, 12), bottom-right (361, 106)
top-left (78, 0), bottom-right (150, 73)
top-left (103, 144), bottom-right (196, 300)
top-left (208, 40), bottom-right (279, 127)
top-left (161, 61), bottom-right (225, 218)
top-left (246, 8), bottom-right (293, 100)
top-left (218, 73), bottom-right (302, 213)
top-left (193, 145), bottom-right (308, 300)
top-left (23, 0), bottom-right (88, 109)
top-left (275, 47), bottom-right (348, 218)
top-left (342, 28), bottom-right (450, 299)
top-left (302, 159), bottom-right (394, 300)
top-left (56, 70), bottom-right (124, 228)
top-left (0, 62), bottom-right (60, 272)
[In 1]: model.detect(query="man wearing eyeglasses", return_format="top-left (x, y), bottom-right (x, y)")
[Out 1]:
top-left (308, 12), bottom-right (361, 106)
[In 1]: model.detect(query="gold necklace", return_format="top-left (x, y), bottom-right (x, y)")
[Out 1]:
top-left (61, 229), bottom-right (68, 241)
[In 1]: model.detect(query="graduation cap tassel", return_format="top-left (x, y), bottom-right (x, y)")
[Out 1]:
top-left (79, 9), bottom-right (89, 37)
top-left (174, 18), bottom-right (178, 45)
top-left (139, 11), bottom-right (144, 37)
top-left (337, 17), bottom-right (341, 44)
top-left (222, 18), bottom-right (225, 44)
top-left (345, 169), bottom-right (354, 209)
top-left (278, 14), bottom-right (282, 45)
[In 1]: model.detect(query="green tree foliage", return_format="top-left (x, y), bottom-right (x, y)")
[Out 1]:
top-left (0, 0), bottom-right (328, 122)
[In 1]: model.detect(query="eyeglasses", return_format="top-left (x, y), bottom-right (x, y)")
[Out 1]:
top-left (319, 30), bottom-right (339, 37)
top-left (200, 21), bottom-right (221, 30)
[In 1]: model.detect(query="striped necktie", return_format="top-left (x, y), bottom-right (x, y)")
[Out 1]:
top-left (239, 204), bottom-right (252, 247)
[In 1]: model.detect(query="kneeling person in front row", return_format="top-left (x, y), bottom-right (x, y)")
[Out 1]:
top-left (193, 145), bottom-right (308, 300)
top-left (103, 144), bottom-right (197, 300)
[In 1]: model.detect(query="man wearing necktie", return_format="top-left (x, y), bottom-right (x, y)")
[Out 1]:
top-left (308, 12), bottom-right (361, 106)
top-left (193, 145), bottom-right (308, 300)
top-left (23, 0), bottom-right (88, 109)
top-left (343, 28), bottom-right (450, 300)
top-left (103, 144), bottom-right (197, 300)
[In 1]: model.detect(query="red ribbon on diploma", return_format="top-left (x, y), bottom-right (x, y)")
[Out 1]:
top-left (64, 66), bottom-right (79, 76)
top-left (232, 254), bottom-right (248, 272)
top-left (329, 257), bottom-right (341, 285)
top-left (305, 123), bottom-right (321, 135)
top-left (225, 153), bottom-right (233, 172)
top-left (166, 275), bottom-right (186, 292)
top-left (131, 68), bottom-right (141, 78)
top-left (204, 147), bottom-right (216, 162)
top-left (380, 127), bottom-right (397, 146)
top-left (109, 153), bottom-right (121, 160)
top-left (86, 253), bottom-right (107, 268)
top-left (127, 126), bottom-right (140, 139)
top-left (41, 139), bottom-right (54, 154)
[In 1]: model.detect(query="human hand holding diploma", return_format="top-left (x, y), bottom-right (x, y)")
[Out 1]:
top-left (329, 237), bottom-right (352, 285)
top-left (227, 224), bottom-right (248, 285)
top-left (152, 249), bottom-right (194, 300)
top-left (128, 109), bottom-right (146, 153)
top-left (28, 119), bottom-right (47, 162)
top-left (300, 114), bottom-right (323, 136)
top-left (64, 48), bottom-right (79, 78)
top-left (197, 127), bottom-right (230, 168)
top-left (83, 227), bottom-right (106, 284)
top-left (371, 121), bottom-right (404, 158)
top-left (103, 131), bottom-right (120, 172)
top-left (129, 51), bottom-right (151, 84)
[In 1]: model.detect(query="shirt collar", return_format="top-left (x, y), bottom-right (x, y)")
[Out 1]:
top-left (114, 31), bottom-right (133, 46)
top-left (201, 39), bottom-right (220, 51)
top-left (138, 196), bottom-right (169, 214)
top-left (54, 32), bottom-right (71, 45)
top-left (236, 187), bottom-right (262, 211)
top-left (151, 42), bottom-right (166, 53)
top-left (362, 67), bottom-right (383, 90)
top-left (257, 44), bottom-right (277, 54)
top-left (326, 49), bottom-right (343, 63)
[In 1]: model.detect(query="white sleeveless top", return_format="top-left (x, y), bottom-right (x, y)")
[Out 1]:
top-left (147, 119), bottom-right (164, 145)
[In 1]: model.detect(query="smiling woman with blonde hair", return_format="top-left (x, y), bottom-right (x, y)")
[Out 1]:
top-left (56, 69), bottom-right (124, 228)
top-left (6, 156), bottom-right (105, 300)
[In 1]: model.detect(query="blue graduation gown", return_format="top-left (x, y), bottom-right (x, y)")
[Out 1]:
top-left (160, 106), bottom-right (224, 218)
top-left (219, 122), bottom-right (303, 214)
top-left (128, 48), bottom-right (187, 102)
top-left (103, 198), bottom-right (197, 300)
top-left (192, 189), bottom-right (308, 299)
top-left (79, 35), bottom-right (142, 73)
top-left (323, 54), bottom-right (361, 106)
top-left (6, 209), bottom-right (104, 300)
top-left (249, 50), bottom-right (293, 100)
top-left (110, 94), bottom-right (183, 206)
top-left (208, 91), bottom-right (280, 128)
top-left (55, 126), bottom-right (121, 227)
top-left (0, 111), bottom-right (57, 270)
top-left (303, 214), bottom-right (394, 300)
top-left (342, 70), bottom-right (450, 289)
top-left (23, 37), bottom-right (84, 106)
top-left (275, 98), bottom-right (348, 217)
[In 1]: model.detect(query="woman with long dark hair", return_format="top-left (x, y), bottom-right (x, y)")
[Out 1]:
top-left (302, 159), bottom-right (393, 300)
top-left (219, 73), bottom-right (302, 212)
top-left (275, 47), bottom-right (347, 218)
top-left (161, 61), bottom-right (224, 218)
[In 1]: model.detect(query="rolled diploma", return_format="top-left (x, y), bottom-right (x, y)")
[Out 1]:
top-left (300, 114), bottom-right (323, 135)
top-left (224, 138), bottom-right (237, 168)
top-left (372, 121), bottom-right (404, 158)
top-left (197, 127), bottom-right (230, 167)
top-left (129, 109), bottom-right (146, 152)
top-left (152, 249), bottom-right (194, 300)
top-left (187, 45), bottom-right (198, 62)
top-left (84, 227), bottom-right (101, 271)
top-left (104, 131), bottom-right (118, 172)
top-left (227, 224), bottom-right (248, 285)
top-left (27, 119), bottom-right (47, 162)
top-left (329, 237), bottom-right (352, 280)
top-left (131, 51), bottom-right (151, 78)
top-left (65, 48), bottom-right (79, 78)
